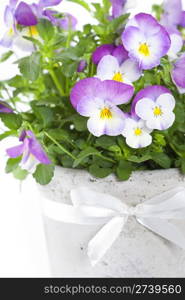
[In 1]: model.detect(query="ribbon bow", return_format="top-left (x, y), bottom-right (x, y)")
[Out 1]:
top-left (42, 187), bottom-right (185, 266)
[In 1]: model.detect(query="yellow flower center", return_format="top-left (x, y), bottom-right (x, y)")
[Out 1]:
top-left (138, 43), bottom-right (150, 57)
top-left (8, 27), bottom-right (14, 36)
top-left (100, 107), bottom-right (112, 119)
top-left (29, 26), bottom-right (39, 37)
top-left (134, 128), bottom-right (142, 136)
top-left (153, 106), bottom-right (163, 117)
top-left (112, 72), bottom-right (124, 82)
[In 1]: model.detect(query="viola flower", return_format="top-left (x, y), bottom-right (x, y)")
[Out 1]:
top-left (161, 0), bottom-right (182, 29)
top-left (110, 0), bottom-right (137, 19)
top-left (6, 130), bottom-right (51, 173)
top-left (133, 86), bottom-right (175, 130)
top-left (92, 44), bottom-right (128, 65)
top-left (171, 54), bottom-right (185, 94)
top-left (70, 78), bottom-right (134, 137)
top-left (96, 54), bottom-right (141, 85)
top-left (122, 13), bottom-right (171, 70)
top-left (122, 117), bottom-right (152, 149)
top-left (0, 3), bottom-right (17, 48)
top-left (44, 10), bottom-right (77, 30)
top-left (0, 101), bottom-right (13, 113)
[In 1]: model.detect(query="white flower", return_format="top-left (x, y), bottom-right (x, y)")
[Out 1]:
top-left (122, 118), bottom-right (152, 149)
top-left (96, 55), bottom-right (141, 85)
top-left (135, 93), bottom-right (175, 130)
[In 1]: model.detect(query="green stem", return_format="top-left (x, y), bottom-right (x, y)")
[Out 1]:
top-left (44, 131), bottom-right (76, 160)
top-left (98, 154), bottom-right (116, 164)
top-left (49, 68), bottom-right (65, 97)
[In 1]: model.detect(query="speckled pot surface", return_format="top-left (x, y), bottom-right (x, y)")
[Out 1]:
top-left (38, 167), bottom-right (185, 277)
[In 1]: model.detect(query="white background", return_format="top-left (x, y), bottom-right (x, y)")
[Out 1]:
top-left (0, 0), bottom-right (183, 277)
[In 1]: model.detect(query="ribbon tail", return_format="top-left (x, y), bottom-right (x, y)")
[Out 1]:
top-left (87, 216), bottom-right (127, 266)
top-left (138, 217), bottom-right (185, 250)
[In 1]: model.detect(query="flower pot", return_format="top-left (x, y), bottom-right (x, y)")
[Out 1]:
top-left (38, 166), bottom-right (185, 277)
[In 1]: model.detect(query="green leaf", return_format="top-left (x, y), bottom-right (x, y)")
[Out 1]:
top-left (0, 130), bottom-right (16, 141)
top-left (151, 152), bottom-right (171, 169)
top-left (180, 159), bottom-right (185, 174)
top-left (32, 106), bottom-right (54, 127)
top-left (0, 113), bottom-right (22, 130)
top-left (73, 146), bottom-right (100, 168)
top-left (6, 157), bottom-right (21, 173)
top-left (0, 51), bottom-right (13, 63)
top-left (89, 164), bottom-right (112, 178)
top-left (95, 136), bottom-right (116, 149)
top-left (67, 0), bottom-right (91, 12)
top-left (17, 52), bottom-right (41, 81)
top-left (116, 160), bottom-right (132, 181)
top-left (72, 115), bottom-right (87, 131)
top-left (37, 19), bottom-right (55, 41)
top-left (13, 166), bottom-right (28, 180)
top-left (33, 164), bottom-right (55, 185)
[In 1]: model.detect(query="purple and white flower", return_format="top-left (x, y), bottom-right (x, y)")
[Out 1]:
top-left (133, 86), bottom-right (175, 131)
top-left (77, 60), bottom-right (87, 72)
top-left (92, 44), bottom-right (128, 65)
top-left (110, 0), bottom-right (137, 19)
top-left (96, 54), bottom-right (141, 85)
top-left (122, 13), bottom-right (171, 70)
top-left (6, 130), bottom-right (51, 173)
top-left (122, 117), bottom-right (152, 149)
top-left (0, 101), bottom-right (13, 113)
top-left (171, 54), bottom-right (185, 94)
top-left (70, 78), bottom-right (134, 137)
top-left (161, 0), bottom-right (183, 30)
top-left (43, 10), bottom-right (77, 30)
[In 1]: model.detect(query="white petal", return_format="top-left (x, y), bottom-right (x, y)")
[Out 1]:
top-left (156, 93), bottom-right (176, 112)
top-left (135, 98), bottom-right (155, 120)
top-left (20, 154), bottom-right (39, 173)
top-left (122, 118), bottom-right (138, 137)
top-left (0, 29), bottom-right (15, 48)
top-left (168, 34), bottom-right (183, 60)
top-left (87, 117), bottom-right (106, 137)
top-left (125, 131), bottom-right (152, 148)
top-left (13, 34), bottom-right (35, 52)
top-left (146, 112), bottom-right (175, 130)
top-left (96, 55), bottom-right (119, 80)
top-left (119, 59), bottom-right (141, 82)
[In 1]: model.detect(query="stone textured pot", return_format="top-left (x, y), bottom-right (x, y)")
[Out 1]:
top-left (38, 167), bottom-right (185, 277)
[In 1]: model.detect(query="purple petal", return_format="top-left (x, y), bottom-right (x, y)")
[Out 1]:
top-left (26, 131), bottom-right (51, 164)
top-left (15, 2), bottom-right (38, 26)
top-left (112, 45), bottom-right (128, 65)
top-left (161, 0), bottom-right (182, 27)
top-left (180, 11), bottom-right (185, 27)
top-left (9, 0), bottom-right (19, 9)
top-left (77, 60), bottom-right (87, 72)
top-left (58, 13), bottom-right (77, 30)
top-left (110, 0), bottom-right (126, 18)
top-left (172, 54), bottom-right (185, 88)
top-left (92, 44), bottom-right (115, 65)
top-left (39, 0), bottom-right (63, 7)
top-left (131, 85), bottom-right (171, 117)
top-left (99, 80), bottom-right (134, 105)
top-left (4, 6), bottom-right (14, 27)
top-left (6, 144), bottom-right (24, 158)
top-left (70, 78), bottom-right (101, 109)
top-left (19, 130), bottom-right (27, 141)
top-left (0, 101), bottom-right (13, 113)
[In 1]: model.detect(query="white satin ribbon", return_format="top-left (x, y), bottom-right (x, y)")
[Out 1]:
top-left (42, 186), bottom-right (185, 266)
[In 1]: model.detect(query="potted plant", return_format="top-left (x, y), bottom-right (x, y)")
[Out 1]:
top-left (1, 0), bottom-right (185, 277)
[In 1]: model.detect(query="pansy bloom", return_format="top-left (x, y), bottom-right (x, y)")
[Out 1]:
top-left (70, 78), bottom-right (134, 137)
top-left (171, 54), bottom-right (185, 94)
top-left (161, 0), bottom-right (183, 29)
top-left (110, 0), bottom-right (137, 19)
top-left (6, 130), bottom-right (51, 173)
top-left (133, 86), bottom-right (175, 130)
top-left (122, 117), bottom-right (152, 149)
top-left (96, 54), bottom-right (142, 85)
top-left (92, 44), bottom-right (128, 65)
top-left (122, 13), bottom-right (171, 70)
